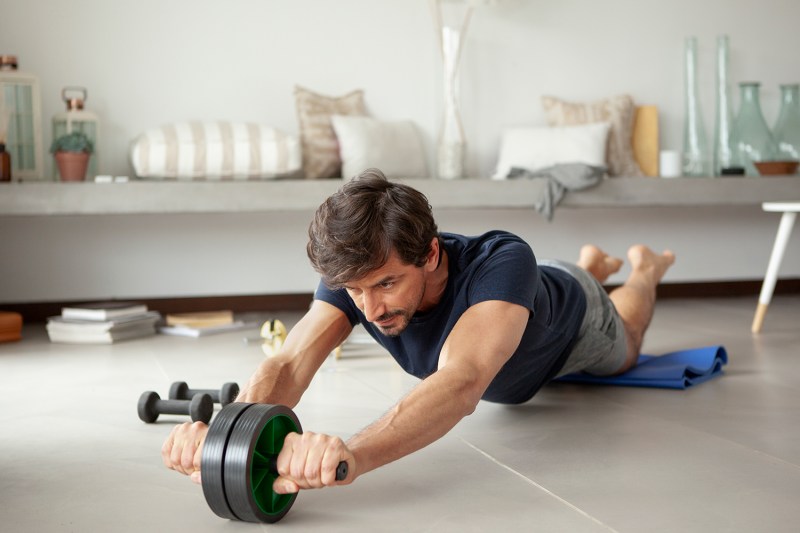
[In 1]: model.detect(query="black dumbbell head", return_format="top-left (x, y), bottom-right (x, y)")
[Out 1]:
top-left (137, 391), bottom-right (160, 423)
top-left (190, 393), bottom-right (214, 424)
top-left (220, 382), bottom-right (240, 405)
top-left (168, 381), bottom-right (189, 400)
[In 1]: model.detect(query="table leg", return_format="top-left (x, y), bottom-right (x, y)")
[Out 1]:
top-left (752, 211), bottom-right (797, 333)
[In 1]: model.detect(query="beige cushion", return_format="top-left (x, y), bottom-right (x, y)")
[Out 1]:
top-left (294, 85), bottom-right (367, 179)
top-left (542, 94), bottom-right (643, 177)
top-left (331, 115), bottom-right (427, 179)
top-left (130, 121), bottom-right (301, 180)
top-left (492, 122), bottom-right (611, 179)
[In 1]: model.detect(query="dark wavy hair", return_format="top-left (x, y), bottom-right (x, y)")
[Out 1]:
top-left (307, 168), bottom-right (440, 288)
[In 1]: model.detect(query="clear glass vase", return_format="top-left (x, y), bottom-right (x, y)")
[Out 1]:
top-left (712, 35), bottom-right (734, 176)
top-left (682, 37), bottom-right (711, 177)
top-left (438, 24), bottom-right (466, 179)
top-left (773, 83), bottom-right (800, 165)
top-left (730, 82), bottom-right (778, 176)
top-left (432, 0), bottom-right (473, 179)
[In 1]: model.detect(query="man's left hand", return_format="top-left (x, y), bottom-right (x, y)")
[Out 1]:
top-left (273, 431), bottom-right (356, 494)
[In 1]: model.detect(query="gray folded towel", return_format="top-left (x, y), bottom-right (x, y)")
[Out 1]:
top-left (506, 163), bottom-right (606, 221)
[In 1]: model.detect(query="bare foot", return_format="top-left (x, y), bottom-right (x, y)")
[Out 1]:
top-left (577, 244), bottom-right (624, 283)
top-left (627, 245), bottom-right (676, 285)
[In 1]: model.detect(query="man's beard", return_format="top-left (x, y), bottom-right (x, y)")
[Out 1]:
top-left (373, 309), bottom-right (411, 337)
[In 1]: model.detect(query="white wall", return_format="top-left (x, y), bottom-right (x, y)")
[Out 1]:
top-left (1, 0), bottom-right (799, 303)
top-left (3, 0), bottom-right (799, 177)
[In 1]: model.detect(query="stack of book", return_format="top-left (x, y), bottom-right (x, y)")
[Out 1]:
top-left (46, 301), bottom-right (161, 344)
top-left (158, 310), bottom-right (252, 337)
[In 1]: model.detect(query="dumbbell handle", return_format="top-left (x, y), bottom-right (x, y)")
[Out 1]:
top-left (181, 387), bottom-right (221, 401)
top-left (157, 398), bottom-right (201, 414)
top-left (268, 457), bottom-right (348, 481)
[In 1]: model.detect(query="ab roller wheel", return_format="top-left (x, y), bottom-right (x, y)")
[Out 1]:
top-left (201, 402), bottom-right (348, 524)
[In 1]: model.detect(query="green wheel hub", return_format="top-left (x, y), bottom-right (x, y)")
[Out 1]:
top-left (251, 413), bottom-right (299, 516)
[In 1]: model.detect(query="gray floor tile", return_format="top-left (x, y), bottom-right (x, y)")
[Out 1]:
top-left (0, 295), bottom-right (798, 531)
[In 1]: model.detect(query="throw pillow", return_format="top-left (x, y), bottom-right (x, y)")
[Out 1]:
top-left (130, 121), bottom-right (301, 180)
top-left (294, 85), bottom-right (367, 179)
top-left (331, 115), bottom-right (427, 179)
top-left (492, 122), bottom-right (611, 179)
top-left (541, 94), bottom-right (643, 177)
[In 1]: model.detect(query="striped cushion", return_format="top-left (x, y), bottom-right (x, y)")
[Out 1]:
top-left (130, 121), bottom-right (301, 180)
top-left (294, 86), bottom-right (367, 179)
top-left (542, 94), bottom-right (643, 177)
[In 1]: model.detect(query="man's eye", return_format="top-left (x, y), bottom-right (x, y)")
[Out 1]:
top-left (380, 282), bottom-right (394, 289)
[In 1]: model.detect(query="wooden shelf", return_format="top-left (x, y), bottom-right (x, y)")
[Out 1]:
top-left (1, 176), bottom-right (798, 216)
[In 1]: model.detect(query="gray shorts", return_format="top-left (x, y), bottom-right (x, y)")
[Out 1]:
top-left (540, 260), bottom-right (628, 377)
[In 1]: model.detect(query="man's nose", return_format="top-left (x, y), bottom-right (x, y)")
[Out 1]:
top-left (362, 291), bottom-right (385, 322)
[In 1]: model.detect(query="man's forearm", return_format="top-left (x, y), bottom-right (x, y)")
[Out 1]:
top-left (237, 355), bottom-right (307, 407)
top-left (346, 364), bottom-right (482, 477)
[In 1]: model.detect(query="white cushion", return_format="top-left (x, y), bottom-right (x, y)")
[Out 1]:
top-left (492, 122), bottom-right (611, 179)
top-left (330, 115), bottom-right (427, 179)
top-left (130, 121), bottom-right (301, 180)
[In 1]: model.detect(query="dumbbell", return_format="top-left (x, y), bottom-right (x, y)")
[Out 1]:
top-left (138, 391), bottom-right (213, 424)
top-left (169, 381), bottom-right (240, 406)
top-left (201, 402), bottom-right (348, 523)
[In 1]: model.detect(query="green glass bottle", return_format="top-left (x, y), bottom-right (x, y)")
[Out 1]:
top-left (713, 35), bottom-right (734, 176)
top-left (729, 82), bottom-right (778, 176)
top-left (682, 37), bottom-right (711, 177)
top-left (773, 84), bottom-right (800, 166)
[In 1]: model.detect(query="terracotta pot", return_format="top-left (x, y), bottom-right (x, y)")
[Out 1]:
top-left (55, 151), bottom-right (90, 181)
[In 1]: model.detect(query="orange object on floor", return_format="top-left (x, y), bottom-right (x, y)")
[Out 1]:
top-left (0, 311), bottom-right (23, 342)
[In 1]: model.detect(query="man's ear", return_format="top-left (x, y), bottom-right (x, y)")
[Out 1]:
top-left (425, 237), bottom-right (440, 272)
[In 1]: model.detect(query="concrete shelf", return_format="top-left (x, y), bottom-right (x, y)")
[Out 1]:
top-left (1, 176), bottom-right (799, 216)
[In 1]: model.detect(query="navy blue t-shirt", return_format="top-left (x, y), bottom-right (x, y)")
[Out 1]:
top-left (314, 231), bottom-right (587, 404)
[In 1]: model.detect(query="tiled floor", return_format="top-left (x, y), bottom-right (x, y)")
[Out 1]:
top-left (1, 295), bottom-right (799, 532)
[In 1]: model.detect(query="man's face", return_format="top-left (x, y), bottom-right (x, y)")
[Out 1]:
top-left (343, 248), bottom-right (436, 337)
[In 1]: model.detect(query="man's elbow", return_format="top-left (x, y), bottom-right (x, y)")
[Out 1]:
top-left (455, 374), bottom-right (487, 417)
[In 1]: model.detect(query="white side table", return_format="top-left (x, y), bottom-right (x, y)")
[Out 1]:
top-left (752, 202), bottom-right (800, 333)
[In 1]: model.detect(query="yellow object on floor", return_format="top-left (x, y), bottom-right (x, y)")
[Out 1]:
top-left (260, 319), bottom-right (287, 357)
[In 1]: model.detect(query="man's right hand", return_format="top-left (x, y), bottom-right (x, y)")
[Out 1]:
top-left (162, 421), bottom-right (209, 484)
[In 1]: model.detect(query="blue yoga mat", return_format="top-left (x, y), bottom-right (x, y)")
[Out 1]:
top-left (553, 345), bottom-right (728, 390)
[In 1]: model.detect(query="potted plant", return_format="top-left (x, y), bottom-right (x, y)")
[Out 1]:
top-left (50, 131), bottom-right (94, 181)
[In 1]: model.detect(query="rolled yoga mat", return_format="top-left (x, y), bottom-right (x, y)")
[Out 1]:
top-left (553, 345), bottom-right (728, 390)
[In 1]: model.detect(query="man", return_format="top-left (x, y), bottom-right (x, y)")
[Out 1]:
top-left (163, 168), bottom-right (675, 494)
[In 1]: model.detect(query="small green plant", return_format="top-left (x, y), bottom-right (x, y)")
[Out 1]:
top-left (50, 131), bottom-right (94, 154)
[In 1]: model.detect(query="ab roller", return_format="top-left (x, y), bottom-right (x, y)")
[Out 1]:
top-left (139, 378), bottom-right (345, 523)
top-left (202, 402), bottom-right (348, 523)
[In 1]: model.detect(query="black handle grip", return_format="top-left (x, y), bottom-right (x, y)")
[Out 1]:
top-left (268, 457), bottom-right (348, 481)
top-left (335, 460), bottom-right (348, 481)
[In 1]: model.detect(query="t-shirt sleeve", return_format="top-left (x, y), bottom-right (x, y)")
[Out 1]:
top-left (467, 240), bottom-right (538, 312)
top-left (314, 279), bottom-right (360, 325)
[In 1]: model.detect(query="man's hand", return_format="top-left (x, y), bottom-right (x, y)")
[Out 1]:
top-left (162, 421), bottom-right (209, 484)
top-left (273, 431), bottom-right (356, 494)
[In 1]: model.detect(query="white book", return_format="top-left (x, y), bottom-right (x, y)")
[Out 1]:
top-left (46, 323), bottom-right (157, 344)
top-left (61, 301), bottom-right (149, 321)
